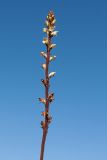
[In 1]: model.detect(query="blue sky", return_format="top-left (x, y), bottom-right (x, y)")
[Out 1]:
top-left (0, 0), bottom-right (107, 160)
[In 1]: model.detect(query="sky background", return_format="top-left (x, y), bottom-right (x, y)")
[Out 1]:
top-left (0, 0), bottom-right (107, 160)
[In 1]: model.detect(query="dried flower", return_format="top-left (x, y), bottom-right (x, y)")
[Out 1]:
top-left (41, 121), bottom-right (46, 129)
top-left (41, 111), bottom-right (48, 117)
top-left (39, 98), bottom-right (46, 104)
top-left (41, 79), bottom-right (47, 87)
top-left (48, 93), bottom-right (54, 102)
top-left (47, 116), bottom-right (52, 123)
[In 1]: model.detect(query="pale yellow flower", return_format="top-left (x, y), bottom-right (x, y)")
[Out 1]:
top-left (42, 38), bottom-right (49, 45)
top-left (42, 63), bottom-right (46, 70)
top-left (50, 44), bottom-right (56, 49)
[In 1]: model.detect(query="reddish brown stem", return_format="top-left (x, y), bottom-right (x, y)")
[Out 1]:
top-left (40, 33), bottom-right (51, 160)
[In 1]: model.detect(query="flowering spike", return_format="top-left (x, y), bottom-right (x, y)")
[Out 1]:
top-left (39, 11), bottom-right (58, 160)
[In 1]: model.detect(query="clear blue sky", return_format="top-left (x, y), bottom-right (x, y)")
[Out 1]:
top-left (0, 0), bottom-right (107, 160)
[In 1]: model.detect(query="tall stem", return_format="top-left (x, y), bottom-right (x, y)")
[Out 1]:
top-left (40, 33), bottom-right (51, 160)
top-left (40, 129), bottom-right (48, 160)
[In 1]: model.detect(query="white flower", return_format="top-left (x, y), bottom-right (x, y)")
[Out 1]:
top-left (51, 31), bottom-right (58, 36)
top-left (42, 63), bottom-right (46, 70)
top-left (50, 55), bottom-right (56, 62)
top-left (50, 44), bottom-right (56, 49)
top-left (48, 72), bottom-right (56, 78)
top-left (40, 52), bottom-right (47, 59)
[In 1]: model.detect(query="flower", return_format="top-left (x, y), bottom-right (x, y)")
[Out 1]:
top-left (47, 116), bottom-right (52, 123)
top-left (39, 98), bottom-right (46, 104)
top-left (45, 20), bottom-right (49, 26)
top-left (42, 38), bottom-right (49, 45)
top-left (51, 31), bottom-right (58, 36)
top-left (48, 72), bottom-right (56, 79)
top-left (51, 19), bottom-right (56, 25)
top-left (49, 55), bottom-right (56, 62)
top-left (48, 93), bottom-right (54, 102)
top-left (43, 28), bottom-right (47, 32)
top-left (42, 63), bottom-right (46, 70)
top-left (41, 79), bottom-right (47, 87)
top-left (41, 121), bottom-right (46, 129)
top-left (50, 44), bottom-right (56, 49)
top-left (40, 52), bottom-right (47, 59)
top-left (41, 111), bottom-right (48, 117)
